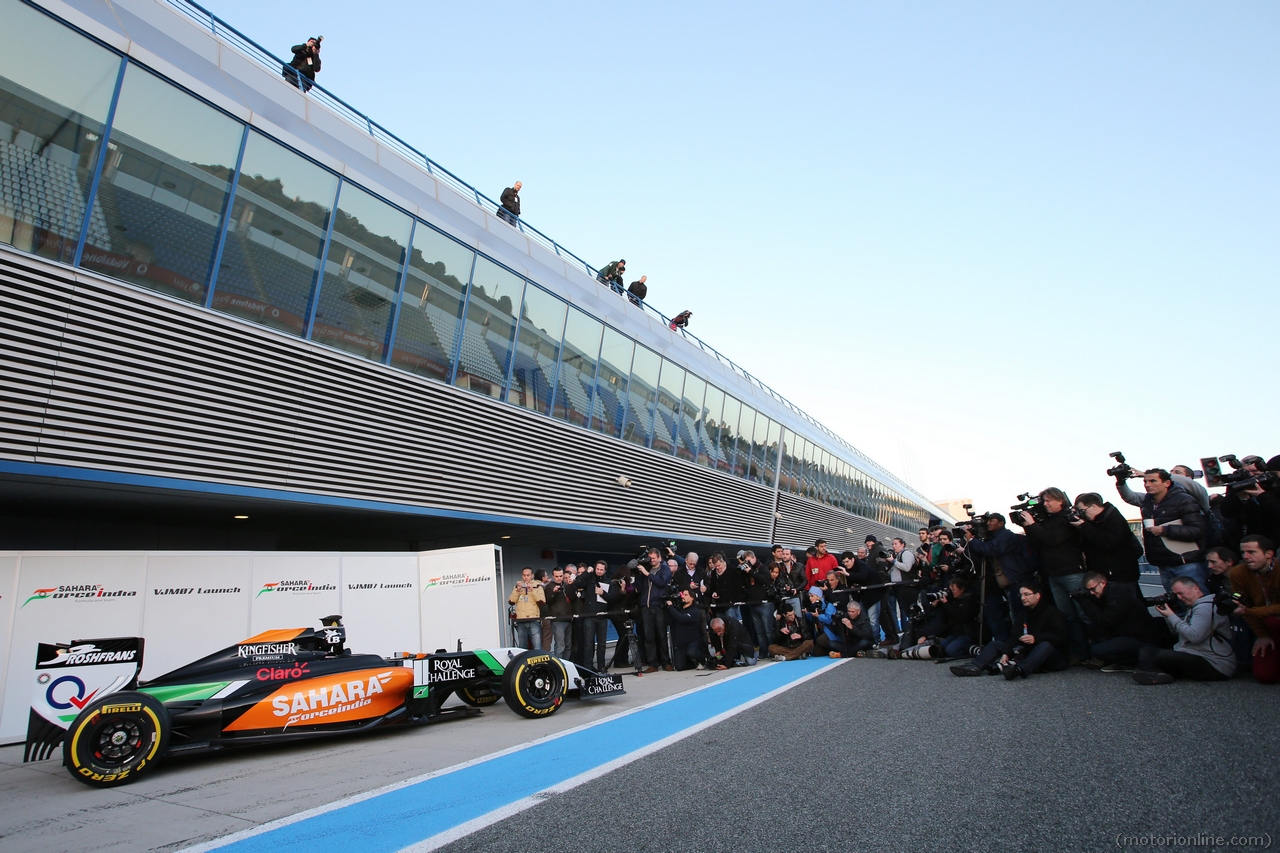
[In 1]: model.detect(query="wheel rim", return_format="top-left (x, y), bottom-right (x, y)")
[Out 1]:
top-left (520, 663), bottom-right (557, 702)
top-left (93, 718), bottom-right (145, 765)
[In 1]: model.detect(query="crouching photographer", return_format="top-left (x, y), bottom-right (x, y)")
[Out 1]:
top-left (893, 576), bottom-right (980, 659)
top-left (828, 600), bottom-right (878, 658)
top-left (709, 616), bottom-right (756, 669)
top-left (666, 588), bottom-right (708, 671)
top-left (950, 583), bottom-right (1069, 680)
top-left (768, 608), bottom-right (814, 661)
top-left (1072, 571), bottom-right (1169, 671)
top-left (1133, 576), bottom-right (1235, 684)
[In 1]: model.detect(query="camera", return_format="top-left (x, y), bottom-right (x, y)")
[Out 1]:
top-left (1214, 590), bottom-right (1243, 616)
top-left (1144, 593), bottom-right (1178, 608)
top-left (1069, 588), bottom-right (1092, 602)
top-left (924, 590), bottom-right (947, 604)
top-left (1064, 507), bottom-right (1084, 523)
top-left (1010, 493), bottom-right (1050, 525)
top-left (1106, 451), bottom-right (1134, 479)
top-left (1201, 456), bottom-right (1278, 493)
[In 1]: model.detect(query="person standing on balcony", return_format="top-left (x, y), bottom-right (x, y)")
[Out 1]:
top-left (285, 37), bottom-right (322, 92)
top-left (597, 259), bottom-right (626, 294)
top-left (498, 182), bottom-right (522, 226)
top-left (669, 310), bottom-right (692, 331)
top-left (626, 276), bottom-right (648, 306)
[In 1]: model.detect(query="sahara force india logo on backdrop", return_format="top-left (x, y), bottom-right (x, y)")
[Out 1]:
top-left (256, 580), bottom-right (337, 598)
top-left (423, 572), bottom-right (494, 590)
top-left (23, 585), bottom-right (138, 607)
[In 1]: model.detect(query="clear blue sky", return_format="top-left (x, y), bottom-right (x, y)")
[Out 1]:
top-left (202, 0), bottom-right (1278, 517)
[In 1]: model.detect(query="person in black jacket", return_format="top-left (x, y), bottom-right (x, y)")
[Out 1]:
top-left (827, 600), bottom-right (877, 658)
top-left (951, 583), bottom-right (1069, 679)
top-left (709, 616), bottom-right (756, 668)
top-left (1076, 572), bottom-right (1169, 670)
top-left (895, 577), bottom-right (980, 658)
top-left (626, 276), bottom-right (648, 306)
top-left (960, 513), bottom-right (1033, 643)
top-left (768, 608), bottom-right (814, 661)
top-left (1072, 492), bottom-right (1143, 597)
top-left (703, 551), bottom-right (742, 621)
top-left (573, 560), bottom-right (613, 671)
top-left (284, 37), bottom-right (322, 92)
top-left (666, 589), bottom-right (707, 670)
top-left (498, 182), bottom-right (521, 226)
top-left (543, 567), bottom-right (576, 658)
top-left (1119, 469), bottom-right (1209, 595)
top-left (1018, 487), bottom-right (1088, 663)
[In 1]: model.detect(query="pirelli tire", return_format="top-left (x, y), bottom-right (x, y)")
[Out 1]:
top-left (501, 651), bottom-right (567, 718)
top-left (63, 691), bottom-right (170, 788)
top-left (457, 684), bottom-right (501, 707)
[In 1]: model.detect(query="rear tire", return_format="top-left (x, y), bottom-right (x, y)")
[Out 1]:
top-left (501, 651), bottom-right (567, 718)
top-left (457, 685), bottom-right (500, 707)
top-left (63, 691), bottom-right (169, 787)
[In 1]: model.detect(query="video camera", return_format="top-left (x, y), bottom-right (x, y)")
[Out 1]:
top-left (1010, 493), bottom-right (1050, 526)
top-left (1201, 456), bottom-right (1278, 494)
top-left (955, 504), bottom-right (997, 540)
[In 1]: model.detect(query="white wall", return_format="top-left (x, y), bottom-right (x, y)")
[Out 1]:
top-left (0, 546), bottom-right (500, 744)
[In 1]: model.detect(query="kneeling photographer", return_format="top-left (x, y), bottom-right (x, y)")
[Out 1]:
top-left (895, 576), bottom-right (980, 659)
top-left (709, 616), bottom-right (756, 669)
top-left (828, 599), bottom-right (878, 658)
top-left (1133, 577), bottom-right (1235, 684)
top-left (768, 607), bottom-right (814, 661)
top-left (1073, 571), bottom-right (1168, 671)
top-left (951, 582), bottom-right (1069, 680)
top-left (666, 588), bottom-right (708, 671)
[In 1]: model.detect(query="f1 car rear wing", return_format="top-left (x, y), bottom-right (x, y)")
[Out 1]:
top-left (24, 637), bottom-right (143, 761)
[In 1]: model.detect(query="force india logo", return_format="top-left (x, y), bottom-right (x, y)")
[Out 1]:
top-left (271, 671), bottom-right (394, 727)
top-left (257, 580), bottom-right (337, 598)
top-left (39, 644), bottom-right (138, 667)
top-left (23, 585), bottom-right (138, 607)
top-left (423, 572), bottom-right (494, 589)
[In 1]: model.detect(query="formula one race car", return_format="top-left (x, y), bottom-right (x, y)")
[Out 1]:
top-left (24, 616), bottom-right (624, 787)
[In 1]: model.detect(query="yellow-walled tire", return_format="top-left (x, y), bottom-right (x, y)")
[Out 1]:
top-left (63, 691), bottom-right (169, 787)
top-left (457, 685), bottom-right (501, 707)
top-left (501, 651), bottom-right (567, 718)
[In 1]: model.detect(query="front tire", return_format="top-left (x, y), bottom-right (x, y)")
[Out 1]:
top-left (501, 651), bottom-right (567, 718)
top-left (63, 691), bottom-right (169, 787)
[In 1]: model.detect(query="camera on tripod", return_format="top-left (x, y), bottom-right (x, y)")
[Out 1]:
top-left (1106, 451), bottom-right (1134, 479)
top-left (1010, 493), bottom-right (1050, 525)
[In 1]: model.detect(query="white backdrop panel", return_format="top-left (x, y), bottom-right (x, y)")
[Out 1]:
top-left (339, 553), bottom-right (419, 658)
top-left (1, 553), bottom-right (147, 742)
top-left (0, 554), bottom-right (19, 740)
top-left (141, 554), bottom-right (253, 680)
top-left (419, 545), bottom-right (500, 652)
top-left (248, 553), bottom-right (341, 635)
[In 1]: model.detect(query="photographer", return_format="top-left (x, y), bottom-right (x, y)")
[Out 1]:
top-left (1017, 487), bottom-right (1088, 664)
top-left (671, 551), bottom-right (704, 602)
top-left (738, 550), bottom-right (775, 659)
top-left (543, 567), bottom-right (576, 658)
top-left (884, 537), bottom-right (918, 640)
top-left (822, 569), bottom-right (852, 612)
top-left (607, 564), bottom-right (640, 669)
top-left (804, 587), bottom-right (840, 653)
top-left (1071, 492), bottom-right (1143, 598)
top-left (1133, 577), bottom-right (1235, 684)
top-left (766, 562), bottom-right (800, 617)
top-left (284, 36), bottom-right (322, 92)
top-left (635, 547), bottom-right (674, 672)
top-left (898, 576), bottom-right (980, 659)
top-left (666, 589), bottom-right (708, 671)
top-left (951, 582), bottom-right (1069, 679)
top-left (703, 551), bottom-right (742, 621)
top-left (846, 546), bottom-right (887, 643)
top-left (1229, 535), bottom-right (1280, 684)
top-left (1220, 456), bottom-right (1280, 546)
top-left (1119, 469), bottom-right (1209, 595)
top-left (778, 547), bottom-right (807, 615)
top-left (573, 560), bottom-right (612, 670)
top-left (709, 616), bottom-right (756, 669)
top-left (961, 513), bottom-right (1032, 643)
top-left (768, 607), bottom-right (814, 661)
top-left (1074, 571), bottom-right (1168, 671)
top-left (829, 599), bottom-right (878, 658)
top-left (508, 567), bottom-right (547, 651)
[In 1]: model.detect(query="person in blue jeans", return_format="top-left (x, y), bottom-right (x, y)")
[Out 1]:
top-left (950, 583), bottom-right (1069, 679)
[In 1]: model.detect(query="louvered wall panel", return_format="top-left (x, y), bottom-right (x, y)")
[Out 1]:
top-left (774, 492), bottom-right (915, 552)
top-left (0, 257), bottom-right (73, 461)
top-left (2, 249), bottom-right (773, 543)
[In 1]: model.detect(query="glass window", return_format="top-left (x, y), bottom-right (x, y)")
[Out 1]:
top-left (455, 256), bottom-right (523, 397)
top-left (212, 131), bottom-right (336, 336)
top-left (677, 374), bottom-right (704, 462)
top-left (653, 358), bottom-right (684, 455)
top-left (698, 383), bottom-right (724, 469)
top-left (552, 307), bottom-right (602, 427)
top-left (623, 345), bottom-right (660, 448)
top-left (751, 416), bottom-right (777, 485)
top-left (82, 65), bottom-right (242, 303)
top-left (593, 327), bottom-right (632, 439)
top-left (509, 284), bottom-right (565, 414)
top-left (718, 395), bottom-right (740, 473)
top-left (392, 224), bottom-right (472, 380)
top-left (800, 439), bottom-right (814, 498)
top-left (735, 405), bottom-right (756, 478)
top-left (312, 182), bottom-right (408, 360)
top-left (818, 450), bottom-right (832, 503)
top-left (0, 0), bottom-right (119, 263)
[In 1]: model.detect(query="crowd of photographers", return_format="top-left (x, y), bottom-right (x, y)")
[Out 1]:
top-left (507, 452), bottom-right (1280, 687)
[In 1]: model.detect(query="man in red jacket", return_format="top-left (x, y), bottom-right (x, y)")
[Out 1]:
top-left (806, 539), bottom-right (839, 587)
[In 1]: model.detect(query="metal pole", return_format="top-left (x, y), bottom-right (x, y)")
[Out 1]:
top-left (73, 56), bottom-right (127, 269)
top-left (204, 124), bottom-right (249, 309)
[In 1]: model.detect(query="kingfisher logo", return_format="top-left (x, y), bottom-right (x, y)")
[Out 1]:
top-left (257, 580), bottom-right (336, 598)
top-left (23, 585), bottom-right (137, 607)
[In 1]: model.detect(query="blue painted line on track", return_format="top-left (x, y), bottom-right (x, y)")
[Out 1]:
top-left (213, 658), bottom-right (837, 853)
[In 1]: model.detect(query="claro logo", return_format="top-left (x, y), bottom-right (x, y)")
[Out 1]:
top-left (257, 662), bottom-right (309, 681)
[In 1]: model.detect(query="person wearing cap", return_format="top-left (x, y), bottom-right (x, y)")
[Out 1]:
top-left (597, 259), bottom-right (626, 294)
top-left (803, 587), bottom-right (839, 651)
top-left (498, 181), bottom-right (522, 226)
